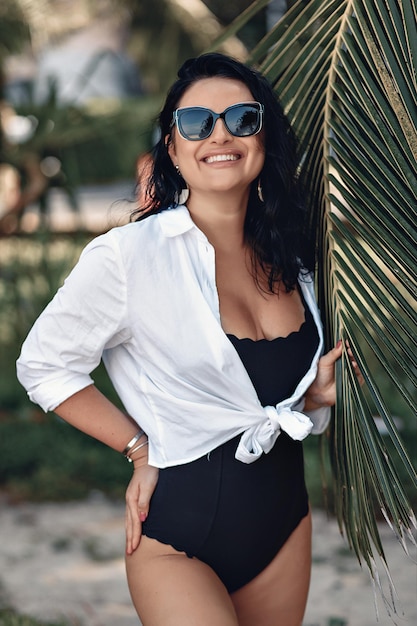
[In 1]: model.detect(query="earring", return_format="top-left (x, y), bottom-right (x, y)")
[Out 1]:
top-left (174, 164), bottom-right (189, 204)
top-left (257, 178), bottom-right (264, 203)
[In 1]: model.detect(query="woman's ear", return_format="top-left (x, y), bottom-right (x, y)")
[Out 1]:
top-left (166, 134), bottom-right (176, 166)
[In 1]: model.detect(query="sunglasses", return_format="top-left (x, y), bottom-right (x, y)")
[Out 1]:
top-left (171, 101), bottom-right (264, 141)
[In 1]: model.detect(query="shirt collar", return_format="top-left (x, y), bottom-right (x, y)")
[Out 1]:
top-left (158, 205), bottom-right (197, 238)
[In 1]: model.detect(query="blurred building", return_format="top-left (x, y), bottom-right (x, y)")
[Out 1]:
top-left (4, 1), bottom-right (139, 105)
top-left (32, 15), bottom-right (144, 106)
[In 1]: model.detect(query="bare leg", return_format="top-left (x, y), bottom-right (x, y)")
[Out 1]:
top-left (126, 536), bottom-right (239, 626)
top-left (231, 510), bottom-right (312, 626)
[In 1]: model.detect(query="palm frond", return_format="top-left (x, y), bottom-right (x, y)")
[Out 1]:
top-left (212, 0), bottom-right (417, 593)
top-left (205, 0), bottom-right (272, 52)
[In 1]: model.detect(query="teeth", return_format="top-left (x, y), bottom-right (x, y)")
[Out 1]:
top-left (205, 154), bottom-right (239, 163)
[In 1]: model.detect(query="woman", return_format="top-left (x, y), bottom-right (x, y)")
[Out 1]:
top-left (17, 53), bottom-right (361, 625)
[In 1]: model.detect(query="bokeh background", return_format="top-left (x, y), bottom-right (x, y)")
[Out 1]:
top-left (0, 2), bottom-right (415, 625)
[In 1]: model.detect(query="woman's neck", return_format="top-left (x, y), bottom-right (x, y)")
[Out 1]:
top-left (186, 189), bottom-right (249, 251)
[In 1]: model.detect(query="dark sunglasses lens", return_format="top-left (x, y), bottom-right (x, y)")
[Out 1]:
top-left (178, 109), bottom-right (214, 140)
top-left (225, 105), bottom-right (260, 136)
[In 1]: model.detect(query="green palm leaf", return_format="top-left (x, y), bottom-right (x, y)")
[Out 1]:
top-left (213, 0), bottom-right (417, 591)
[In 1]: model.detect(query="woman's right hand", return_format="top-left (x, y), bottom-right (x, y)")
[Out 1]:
top-left (125, 458), bottom-right (159, 555)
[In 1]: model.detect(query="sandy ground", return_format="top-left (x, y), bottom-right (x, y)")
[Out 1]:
top-left (0, 495), bottom-right (416, 626)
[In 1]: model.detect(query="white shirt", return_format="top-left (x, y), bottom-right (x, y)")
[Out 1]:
top-left (17, 205), bottom-right (330, 468)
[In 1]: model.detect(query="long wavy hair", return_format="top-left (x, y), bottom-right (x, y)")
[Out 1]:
top-left (132, 53), bottom-right (314, 292)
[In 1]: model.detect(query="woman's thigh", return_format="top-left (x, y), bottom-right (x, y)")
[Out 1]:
top-left (126, 535), bottom-right (239, 626)
top-left (231, 510), bottom-right (312, 626)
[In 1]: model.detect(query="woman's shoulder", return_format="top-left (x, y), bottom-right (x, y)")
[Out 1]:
top-left (108, 213), bottom-right (161, 242)
top-left (79, 206), bottom-right (191, 267)
top-left (84, 214), bottom-right (161, 253)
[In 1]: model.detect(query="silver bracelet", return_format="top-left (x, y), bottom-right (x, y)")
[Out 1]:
top-left (126, 439), bottom-right (149, 462)
top-left (122, 429), bottom-right (144, 457)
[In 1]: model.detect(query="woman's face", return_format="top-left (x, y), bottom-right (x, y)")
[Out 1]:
top-left (168, 77), bottom-right (265, 199)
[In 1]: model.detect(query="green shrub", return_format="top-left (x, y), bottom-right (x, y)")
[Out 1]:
top-left (0, 414), bottom-right (131, 501)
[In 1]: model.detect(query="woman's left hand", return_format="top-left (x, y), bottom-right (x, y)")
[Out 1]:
top-left (125, 462), bottom-right (159, 556)
top-left (304, 340), bottom-right (364, 410)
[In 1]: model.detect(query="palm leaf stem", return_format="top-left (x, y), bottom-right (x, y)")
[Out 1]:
top-left (362, 1), bottom-right (416, 103)
top-left (339, 25), bottom-right (417, 168)
top-left (354, 6), bottom-right (417, 160)
top-left (400, 1), bottom-right (417, 86)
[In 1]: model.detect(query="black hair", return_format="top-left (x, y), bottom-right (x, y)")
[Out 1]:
top-left (132, 52), bottom-right (314, 291)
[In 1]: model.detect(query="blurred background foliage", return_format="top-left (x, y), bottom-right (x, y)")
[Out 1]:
top-left (0, 0), bottom-right (265, 199)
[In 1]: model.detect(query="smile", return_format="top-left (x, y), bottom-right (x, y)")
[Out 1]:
top-left (204, 154), bottom-right (240, 164)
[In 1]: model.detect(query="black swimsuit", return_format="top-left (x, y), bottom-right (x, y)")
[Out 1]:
top-left (142, 297), bottom-right (319, 592)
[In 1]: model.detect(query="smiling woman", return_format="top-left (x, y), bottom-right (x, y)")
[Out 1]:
top-left (17, 52), bottom-right (363, 626)
top-left (167, 78), bottom-right (265, 206)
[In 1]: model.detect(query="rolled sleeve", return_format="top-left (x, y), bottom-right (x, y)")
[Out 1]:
top-left (292, 397), bottom-right (331, 435)
top-left (305, 406), bottom-right (331, 434)
top-left (16, 231), bottom-right (130, 412)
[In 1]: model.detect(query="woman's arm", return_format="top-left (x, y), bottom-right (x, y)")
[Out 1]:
top-left (54, 384), bottom-right (159, 554)
top-left (54, 384), bottom-right (140, 453)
